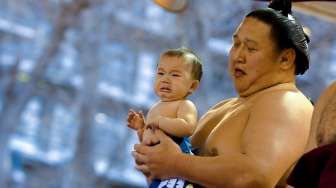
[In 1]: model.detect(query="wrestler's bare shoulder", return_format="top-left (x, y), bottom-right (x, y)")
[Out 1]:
top-left (250, 88), bottom-right (313, 113)
top-left (208, 98), bottom-right (237, 111)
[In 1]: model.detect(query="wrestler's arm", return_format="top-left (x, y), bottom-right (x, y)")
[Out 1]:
top-left (305, 81), bottom-right (336, 150)
top-left (134, 92), bottom-right (313, 187)
top-left (156, 100), bottom-right (197, 137)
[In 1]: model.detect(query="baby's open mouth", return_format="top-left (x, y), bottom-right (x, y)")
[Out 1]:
top-left (160, 87), bottom-right (171, 92)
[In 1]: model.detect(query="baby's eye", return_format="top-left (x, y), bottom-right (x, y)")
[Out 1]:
top-left (157, 72), bottom-right (164, 76)
top-left (172, 74), bottom-right (181, 77)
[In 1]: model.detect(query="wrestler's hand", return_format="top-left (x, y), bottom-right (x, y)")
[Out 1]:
top-left (132, 129), bottom-right (182, 180)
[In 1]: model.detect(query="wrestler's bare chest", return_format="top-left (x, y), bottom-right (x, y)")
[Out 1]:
top-left (192, 99), bottom-right (251, 156)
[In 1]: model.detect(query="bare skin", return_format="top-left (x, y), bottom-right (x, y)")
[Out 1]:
top-left (286, 81), bottom-right (336, 188)
top-left (127, 54), bottom-right (200, 183)
top-left (306, 81), bottom-right (336, 149)
top-left (130, 99), bottom-right (198, 146)
top-left (133, 17), bottom-right (313, 188)
top-left (128, 55), bottom-right (199, 145)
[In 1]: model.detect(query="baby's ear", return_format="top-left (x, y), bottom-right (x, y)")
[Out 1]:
top-left (189, 80), bottom-right (200, 93)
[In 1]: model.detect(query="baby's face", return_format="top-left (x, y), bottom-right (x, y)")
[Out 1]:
top-left (154, 56), bottom-right (196, 102)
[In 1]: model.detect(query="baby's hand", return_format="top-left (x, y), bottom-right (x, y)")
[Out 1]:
top-left (127, 109), bottom-right (145, 130)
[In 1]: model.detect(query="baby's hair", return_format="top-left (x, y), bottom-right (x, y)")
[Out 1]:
top-left (161, 47), bottom-right (203, 81)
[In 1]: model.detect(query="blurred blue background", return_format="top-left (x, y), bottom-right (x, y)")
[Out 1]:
top-left (0, 0), bottom-right (335, 188)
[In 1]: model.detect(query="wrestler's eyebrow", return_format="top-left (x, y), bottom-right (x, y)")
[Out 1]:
top-left (232, 34), bottom-right (238, 39)
top-left (232, 34), bottom-right (241, 43)
top-left (245, 38), bottom-right (258, 45)
top-left (232, 34), bottom-right (258, 45)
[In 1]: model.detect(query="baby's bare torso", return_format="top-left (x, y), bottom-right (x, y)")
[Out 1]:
top-left (143, 100), bottom-right (184, 145)
top-left (146, 100), bottom-right (182, 124)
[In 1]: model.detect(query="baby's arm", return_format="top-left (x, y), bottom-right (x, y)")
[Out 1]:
top-left (157, 100), bottom-right (197, 137)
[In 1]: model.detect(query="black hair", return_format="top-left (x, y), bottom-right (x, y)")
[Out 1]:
top-left (246, 0), bottom-right (310, 75)
top-left (161, 47), bottom-right (203, 81)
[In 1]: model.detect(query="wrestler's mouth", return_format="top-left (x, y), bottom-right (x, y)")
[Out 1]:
top-left (234, 68), bottom-right (246, 77)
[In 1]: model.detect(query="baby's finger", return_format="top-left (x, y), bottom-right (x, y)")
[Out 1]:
top-left (139, 111), bottom-right (145, 120)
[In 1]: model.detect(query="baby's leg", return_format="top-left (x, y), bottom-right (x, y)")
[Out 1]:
top-left (142, 127), bottom-right (160, 146)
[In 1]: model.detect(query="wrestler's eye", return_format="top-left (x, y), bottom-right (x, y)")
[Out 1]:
top-left (247, 47), bottom-right (257, 52)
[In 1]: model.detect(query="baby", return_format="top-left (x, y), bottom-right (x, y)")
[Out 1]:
top-left (127, 47), bottom-right (202, 187)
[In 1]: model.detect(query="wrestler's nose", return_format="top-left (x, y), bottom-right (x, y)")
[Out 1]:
top-left (233, 47), bottom-right (246, 64)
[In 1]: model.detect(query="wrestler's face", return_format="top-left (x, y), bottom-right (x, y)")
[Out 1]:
top-left (154, 56), bottom-right (199, 102)
top-left (228, 17), bottom-right (283, 97)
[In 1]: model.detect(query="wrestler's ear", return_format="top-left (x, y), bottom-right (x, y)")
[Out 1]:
top-left (188, 80), bottom-right (200, 94)
top-left (279, 48), bottom-right (296, 70)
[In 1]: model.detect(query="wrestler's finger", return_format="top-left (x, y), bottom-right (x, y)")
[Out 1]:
top-left (134, 143), bottom-right (151, 154)
top-left (155, 129), bottom-right (172, 142)
top-left (132, 150), bottom-right (148, 163)
top-left (135, 164), bottom-right (150, 174)
top-left (148, 174), bottom-right (154, 181)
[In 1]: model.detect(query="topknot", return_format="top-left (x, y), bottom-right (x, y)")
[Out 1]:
top-left (268, 0), bottom-right (292, 16)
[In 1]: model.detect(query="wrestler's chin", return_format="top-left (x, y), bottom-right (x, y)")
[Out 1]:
top-left (230, 74), bottom-right (252, 97)
top-left (234, 83), bottom-right (252, 97)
